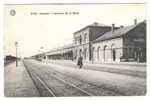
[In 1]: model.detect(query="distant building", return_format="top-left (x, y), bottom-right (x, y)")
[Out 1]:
top-left (4, 55), bottom-right (18, 66)
top-left (46, 44), bottom-right (74, 60)
top-left (5, 55), bottom-right (17, 61)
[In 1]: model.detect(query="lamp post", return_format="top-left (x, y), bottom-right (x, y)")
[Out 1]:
top-left (38, 49), bottom-right (40, 59)
top-left (15, 41), bottom-right (18, 67)
top-left (38, 46), bottom-right (44, 61)
top-left (40, 46), bottom-right (45, 59)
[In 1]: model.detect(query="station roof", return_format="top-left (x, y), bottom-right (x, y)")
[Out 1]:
top-left (73, 22), bottom-right (111, 34)
top-left (94, 20), bottom-right (146, 43)
top-left (46, 44), bottom-right (74, 55)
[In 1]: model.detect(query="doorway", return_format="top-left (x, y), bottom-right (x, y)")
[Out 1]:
top-left (112, 49), bottom-right (116, 61)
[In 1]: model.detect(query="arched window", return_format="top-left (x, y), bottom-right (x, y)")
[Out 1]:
top-left (104, 45), bottom-right (107, 62)
top-left (84, 33), bottom-right (87, 43)
top-left (97, 47), bottom-right (100, 61)
top-left (79, 35), bottom-right (82, 44)
top-left (92, 47), bottom-right (95, 61)
top-left (111, 44), bottom-right (116, 61)
top-left (84, 48), bottom-right (87, 59)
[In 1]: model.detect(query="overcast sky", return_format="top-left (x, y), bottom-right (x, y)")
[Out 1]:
top-left (4, 4), bottom-right (147, 57)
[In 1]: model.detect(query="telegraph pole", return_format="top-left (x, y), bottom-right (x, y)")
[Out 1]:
top-left (15, 41), bottom-right (18, 67)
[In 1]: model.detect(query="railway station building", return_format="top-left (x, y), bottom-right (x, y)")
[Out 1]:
top-left (72, 22), bottom-right (118, 61)
top-left (38, 19), bottom-right (146, 63)
top-left (92, 20), bottom-right (146, 63)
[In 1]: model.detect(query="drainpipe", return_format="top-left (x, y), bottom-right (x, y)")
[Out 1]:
top-left (91, 42), bottom-right (94, 64)
top-left (89, 28), bottom-right (94, 64)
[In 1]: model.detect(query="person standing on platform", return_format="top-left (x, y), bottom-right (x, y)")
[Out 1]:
top-left (77, 56), bottom-right (83, 69)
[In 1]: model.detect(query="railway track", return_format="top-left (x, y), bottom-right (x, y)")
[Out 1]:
top-left (22, 60), bottom-right (146, 96)
top-left (23, 61), bottom-right (95, 97)
top-left (23, 62), bottom-right (56, 97)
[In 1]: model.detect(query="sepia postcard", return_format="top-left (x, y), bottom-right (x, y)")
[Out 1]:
top-left (4, 3), bottom-right (147, 97)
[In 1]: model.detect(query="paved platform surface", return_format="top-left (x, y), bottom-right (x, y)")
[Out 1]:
top-left (43, 59), bottom-right (146, 78)
top-left (4, 61), bottom-right (40, 97)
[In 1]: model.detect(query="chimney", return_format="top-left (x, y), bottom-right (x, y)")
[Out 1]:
top-left (94, 22), bottom-right (98, 26)
top-left (134, 19), bottom-right (137, 25)
top-left (144, 20), bottom-right (146, 23)
top-left (111, 24), bottom-right (115, 32)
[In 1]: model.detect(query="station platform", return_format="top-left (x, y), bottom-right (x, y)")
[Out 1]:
top-left (43, 59), bottom-right (146, 78)
top-left (4, 61), bottom-right (40, 97)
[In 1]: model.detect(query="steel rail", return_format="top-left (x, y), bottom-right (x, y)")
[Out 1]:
top-left (23, 60), bottom-right (94, 96)
top-left (50, 73), bottom-right (94, 96)
top-left (32, 73), bottom-right (56, 97)
top-left (23, 61), bottom-right (56, 97)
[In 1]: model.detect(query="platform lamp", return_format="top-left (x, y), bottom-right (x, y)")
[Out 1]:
top-left (15, 41), bottom-right (18, 67)
top-left (40, 46), bottom-right (44, 59)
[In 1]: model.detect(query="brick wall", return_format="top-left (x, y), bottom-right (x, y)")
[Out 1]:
top-left (122, 22), bottom-right (146, 62)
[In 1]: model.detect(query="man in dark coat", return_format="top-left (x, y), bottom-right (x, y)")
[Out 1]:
top-left (77, 56), bottom-right (83, 68)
